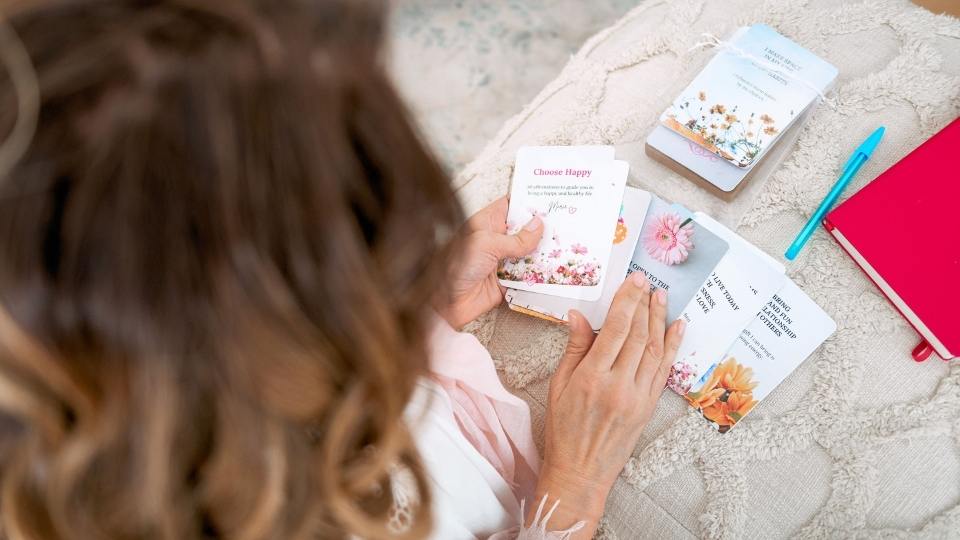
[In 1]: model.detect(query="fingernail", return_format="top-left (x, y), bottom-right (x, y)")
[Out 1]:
top-left (676, 320), bottom-right (686, 336)
top-left (631, 272), bottom-right (647, 287)
top-left (524, 216), bottom-right (542, 231)
top-left (655, 288), bottom-right (667, 305)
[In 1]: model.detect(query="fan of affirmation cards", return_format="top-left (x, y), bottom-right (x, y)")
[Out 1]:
top-left (500, 146), bottom-right (836, 432)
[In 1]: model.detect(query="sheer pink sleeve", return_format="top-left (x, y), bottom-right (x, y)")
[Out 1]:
top-left (424, 318), bottom-right (590, 539)
top-left (426, 316), bottom-right (540, 501)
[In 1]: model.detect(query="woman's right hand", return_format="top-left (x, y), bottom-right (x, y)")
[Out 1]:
top-left (528, 271), bottom-right (685, 537)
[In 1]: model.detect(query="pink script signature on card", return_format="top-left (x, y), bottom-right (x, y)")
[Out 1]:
top-left (547, 200), bottom-right (578, 215)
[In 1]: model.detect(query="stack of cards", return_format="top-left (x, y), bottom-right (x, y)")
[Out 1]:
top-left (646, 24), bottom-right (838, 199)
top-left (667, 214), bottom-right (836, 433)
top-left (500, 147), bottom-right (836, 432)
top-left (498, 145), bottom-right (632, 325)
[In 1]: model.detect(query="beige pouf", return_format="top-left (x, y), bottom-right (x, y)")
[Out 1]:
top-left (453, 0), bottom-right (960, 538)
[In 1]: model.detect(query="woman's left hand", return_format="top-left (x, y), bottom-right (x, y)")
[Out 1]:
top-left (437, 196), bottom-right (543, 329)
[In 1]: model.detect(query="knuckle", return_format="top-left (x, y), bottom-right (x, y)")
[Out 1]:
top-left (614, 280), bottom-right (642, 304)
top-left (582, 368), bottom-right (605, 385)
top-left (512, 234), bottom-right (528, 252)
top-left (628, 325), bottom-right (649, 345)
top-left (571, 369), bottom-right (592, 386)
top-left (657, 362), bottom-right (672, 381)
top-left (625, 283), bottom-right (646, 303)
top-left (604, 311), bottom-right (632, 339)
top-left (645, 339), bottom-right (664, 361)
top-left (665, 339), bottom-right (680, 358)
top-left (478, 232), bottom-right (501, 256)
top-left (478, 229), bottom-right (497, 243)
top-left (463, 233), bottom-right (480, 249)
top-left (564, 341), bottom-right (587, 357)
top-left (578, 379), bottom-right (600, 401)
top-left (620, 349), bottom-right (643, 369)
top-left (637, 286), bottom-right (652, 305)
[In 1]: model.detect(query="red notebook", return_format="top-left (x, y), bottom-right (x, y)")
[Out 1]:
top-left (824, 118), bottom-right (960, 362)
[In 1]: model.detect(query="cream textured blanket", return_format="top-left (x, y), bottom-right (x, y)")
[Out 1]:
top-left (395, 1), bottom-right (960, 538)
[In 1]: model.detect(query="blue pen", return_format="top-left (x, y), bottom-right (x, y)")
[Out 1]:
top-left (784, 126), bottom-right (885, 260)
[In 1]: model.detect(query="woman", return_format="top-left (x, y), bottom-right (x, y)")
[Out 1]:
top-left (0, 1), bottom-right (684, 539)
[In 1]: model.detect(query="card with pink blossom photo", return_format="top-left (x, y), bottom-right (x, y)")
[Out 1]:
top-left (626, 197), bottom-right (729, 321)
top-left (505, 186), bottom-right (652, 329)
top-left (498, 146), bottom-right (627, 301)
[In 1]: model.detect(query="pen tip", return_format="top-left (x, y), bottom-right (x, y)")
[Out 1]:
top-left (857, 126), bottom-right (886, 158)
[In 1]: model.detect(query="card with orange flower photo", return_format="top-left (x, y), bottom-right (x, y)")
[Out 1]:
top-left (659, 24), bottom-right (837, 169)
top-left (626, 197), bottom-right (729, 322)
top-left (498, 146), bottom-right (627, 301)
top-left (684, 280), bottom-right (836, 432)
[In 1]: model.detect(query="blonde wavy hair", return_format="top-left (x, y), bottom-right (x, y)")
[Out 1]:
top-left (0, 0), bottom-right (463, 538)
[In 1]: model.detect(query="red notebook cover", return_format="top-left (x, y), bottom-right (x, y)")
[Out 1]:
top-left (824, 118), bottom-right (960, 361)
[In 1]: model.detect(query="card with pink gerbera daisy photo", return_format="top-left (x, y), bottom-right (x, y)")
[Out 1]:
top-left (627, 196), bottom-right (729, 321)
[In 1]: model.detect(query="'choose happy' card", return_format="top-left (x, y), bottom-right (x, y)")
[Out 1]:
top-left (498, 146), bottom-right (627, 301)
top-left (505, 186), bottom-right (651, 329)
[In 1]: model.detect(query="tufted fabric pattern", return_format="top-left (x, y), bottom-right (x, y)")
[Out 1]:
top-left (393, 0), bottom-right (960, 538)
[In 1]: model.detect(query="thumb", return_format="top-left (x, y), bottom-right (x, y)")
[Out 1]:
top-left (552, 310), bottom-right (595, 392)
top-left (489, 216), bottom-right (543, 259)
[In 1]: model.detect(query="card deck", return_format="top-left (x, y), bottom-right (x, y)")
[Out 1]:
top-left (505, 187), bottom-right (651, 330)
top-left (498, 146), bottom-right (627, 301)
top-left (659, 24), bottom-right (837, 169)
